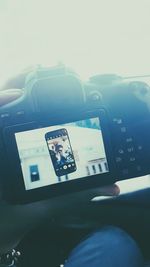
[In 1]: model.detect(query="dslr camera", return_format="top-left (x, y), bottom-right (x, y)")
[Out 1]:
top-left (0, 65), bottom-right (150, 203)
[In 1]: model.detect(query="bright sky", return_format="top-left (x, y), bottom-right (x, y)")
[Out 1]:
top-left (0, 0), bottom-right (150, 84)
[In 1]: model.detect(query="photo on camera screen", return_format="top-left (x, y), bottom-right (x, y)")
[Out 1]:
top-left (15, 117), bottom-right (109, 190)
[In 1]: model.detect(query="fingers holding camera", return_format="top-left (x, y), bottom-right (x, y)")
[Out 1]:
top-left (0, 89), bottom-right (23, 107)
top-left (44, 183), bottom-right (120, 219)
top-left (71, 183), bottom-right (119, 201)
top-left (91, 183), bottom-right (120, 197)
top-left (1, 66), bottom-right (35, 91)
top-left (69, 184), bottom-right (120, 205)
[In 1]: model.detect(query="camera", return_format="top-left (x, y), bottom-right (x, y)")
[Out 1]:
top-left (0, 65), bottom-right (150, 204)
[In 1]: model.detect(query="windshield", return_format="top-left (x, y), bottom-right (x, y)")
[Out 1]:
top-left (0, 0), bottom-right (150, 83)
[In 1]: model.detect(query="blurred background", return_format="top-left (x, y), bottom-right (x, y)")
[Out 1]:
top-left (0, 0), bottom-right (150, 83)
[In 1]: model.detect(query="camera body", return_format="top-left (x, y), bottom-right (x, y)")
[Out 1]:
top-left (1, 65), bottom-right (150, 204)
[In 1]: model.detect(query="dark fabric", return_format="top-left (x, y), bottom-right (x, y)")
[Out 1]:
top-left (64, 226), bottom-right (144, 267)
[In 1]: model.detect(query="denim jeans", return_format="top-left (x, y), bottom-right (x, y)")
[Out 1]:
top-left (64, 226), bottom-right (144, 267)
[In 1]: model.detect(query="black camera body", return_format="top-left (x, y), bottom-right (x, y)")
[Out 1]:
top-left (0, 65), bottom-right (150, 204)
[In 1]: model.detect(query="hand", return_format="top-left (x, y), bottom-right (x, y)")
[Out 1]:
top-left (0, 89), bottom-right (23, 106)
top-left (0, 68), bottom-right (29, 106)
top-left (0, 71), bottom-right (120, 254)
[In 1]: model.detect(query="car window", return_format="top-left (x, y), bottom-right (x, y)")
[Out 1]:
top-left (0, 0), bottom-right (150, 82)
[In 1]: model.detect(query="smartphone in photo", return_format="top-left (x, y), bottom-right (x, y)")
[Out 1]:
top-left (45, 128), bottom-right (77, 177)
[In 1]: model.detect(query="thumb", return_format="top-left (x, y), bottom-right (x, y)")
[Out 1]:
top-left (95, 184), bottom-right (120, 197)
top-left (70, 184), bottom-right (120, 204)
top-left (0, 89), bottom-right (23, 107)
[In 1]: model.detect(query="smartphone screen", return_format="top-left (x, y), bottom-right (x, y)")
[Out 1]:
top-left (45, 128), bottom-right (77, 177)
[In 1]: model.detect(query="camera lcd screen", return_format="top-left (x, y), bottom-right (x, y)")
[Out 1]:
top-left (15, 117), bottom-right (109, 190)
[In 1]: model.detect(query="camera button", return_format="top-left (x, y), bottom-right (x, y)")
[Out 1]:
top-left (0, 112), bottom-right (11, 125)
top-left (16, 110), bottom-right (25, 116)
top-left (137, 145), bottom-right (143, 151)
top-left (0, 112), bottom-right (10, 119)
top-left (120, 126), bottom-right (127, 133)
top-left (115, 156), bottom-right (123, 163)
top-left (135, 144), bottom-right (144, 160)
top-left (127, 146), bottom-right (134, 153)
top-left (91, 92), bottom-right (102, 101)
top-left (126, 137), bottom-right (133, 143)
top-left (13, 110), bottom-right (26, 122)
top-left (112, 118), bottom-right (123, 125)
top-left (118, 149), bottom-right (124, 154)
top-left (129, 156), bottom-right (136, 162)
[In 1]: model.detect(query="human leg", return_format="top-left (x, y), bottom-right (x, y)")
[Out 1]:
top-left (64, 226), bottom-right (144, 267)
